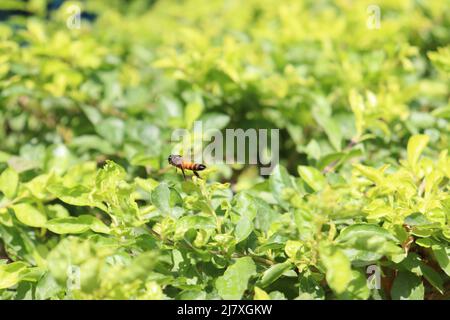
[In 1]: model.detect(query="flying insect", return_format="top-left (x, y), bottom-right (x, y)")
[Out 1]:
top-left (168, 155), bottom-right (206, 180)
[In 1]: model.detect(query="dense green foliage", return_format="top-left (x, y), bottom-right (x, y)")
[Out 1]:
top-left (0, 0), bottom-right (449, 300)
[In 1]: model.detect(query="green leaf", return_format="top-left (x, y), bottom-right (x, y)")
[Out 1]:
top-left (0, 167), bottom-right (19, 199)
top-left (391, 271), bottom-right (424, 300)
top-left (317, 152), bottom-right (345, 170)
top-left (199, 113), bottom-right (230, 132)
top-left (46, 215), bottom-right (109, 234)
top-left (317, 149), bottom-right (363, 171)
top-left (121, 251), bottom-right (159, 283)
top-left (232, 192), bottom-right (258, 242)
top-left (269, 291), bottom-right (287, 300)
top-left (48, 184), bottom-right (107, 211)
top-left (353, 164), bottom-right (383, 184)
top-left (269, 164), bottom-right (296, 209)
top-left (216, 257), bottom-right (256, 300)
top-left (254, 287), bottom-right (271, 300)
top-left (46, 204), bottom-right (70, 219)
top-left (80, 104), bottom-right (102, 125)
top-left (319, 243), bottom-right (352, 294)
top-left (432, 244), bottom-right (450, 277)
top-left (297, 166), bottom-right (326, 192)
top-left (303, 139), bottom-right (321, 160)
top-left (415, 238), bottom-right (433, 248)
top-left (431, 106), bottom-right (450, 119)
top-left (24, 173), bottom-right (53, 200)
top-left (293, 209), bottom-right (315, 241)
top-left (174, 215), bottom-right (216, 240)
top-left (151, 183), bottom-right (171, 215)
top-left (70, 135), bottom-right (115, 154)
top-left (96, 118), bottom-right (125, 146)
top-left (255, 242), bottom-right (285, 254)
top-left (297, 271), bottom-right (325, 300)
top-left (0, 225), bottom-right (37, 264)
top-left (234, 216), bottom-right (253, 243)
top-left (337, 224), bottom-right (398, 243)
top-left (336, 224), bottom-right (401, 261)
top-left (407, 134), bottom-right (429, 170)
top-left (35, 273), bottom-right (61, 300)
top-left (232, 192), bottom-right (257, 220)
top-left (178, 290), bottom-right (207, 300)
top-left (399, 253), bottom-right (422, 275)
top-left (337, 270), bottom-right (370, 300)
top-left (312, 100), bottom-right (342, 151)
top-left (81, 215), bottom-right (110, 234)
top-left (404, 212), bottom-right (432, 226)
top-left (185, 101), bottom-right (204, 129)
top-left (253, 199), bottom-right (278, 233)
top-left (0, 261), bottom-right (28, 289)
top-left (0, 151), bottom-right (11, 163)
top-left (421, 264), bottom-right (444, 294)
top-left (12, 203), bottom-right (47, 228)
top-left (47, 217), bottom-right (90, 234)
top-left (259, 261), bottom-right (292, 288)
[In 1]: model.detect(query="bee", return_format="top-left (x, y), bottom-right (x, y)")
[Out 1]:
top-left (168, 155), bottom-right (206, 180)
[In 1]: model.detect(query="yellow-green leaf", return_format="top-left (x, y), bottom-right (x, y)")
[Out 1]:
top-left (12, 203), bottom-right (47, 228)
top-left (185, 101), bottom-right (203, 129)
top-left (47, 215), bottom-right (110, 234)
top-left (298, 166), bottom-right (326, 192)
top-left (254, 287), bottom-right (271, 300)
top-left (0, 167), bottom-right (19, 199)
top-left (407, 134), bottom-right (429, 170)
top-left (0, 262), bottom-right (27, 289)
top-left (319, 243), bottom-right (352, 294)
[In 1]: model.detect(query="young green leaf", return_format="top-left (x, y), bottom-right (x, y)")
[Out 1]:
top-left (319, 244), bottom-right (352, 294)
top-left (234, 216), bottom-right (253, 243)
top-left (47, 217), bottom-right (91, 234)
top-left (216, 257), bottom-right (256, 300)
top-left (254, 287), bottom-right (271, 300)
top-left (46, 215), bottom-right (109, 235)
top-left (337, 270), bottom-right (370, 300)
top-left (0, 262), bottom-right (28, 289)
top-left (312, 101), bottom-right (342, 151)
top-left (269, 164), bottom-right (296, 209)
top-left (407, 134), bottom-right (429, 170)
top-left (259, 261), bottom-right (292, 288)
top-left (12, 203), bottom-right (47, 228)
top-left (298, 166), bottom-right (326, 192)
top-left (185, 101), bottom-right (204, 129)
top-left (0, 167), bottom-right (19, 199)
top-left (151, 183), bottom-right (171, 215)
top-left (174, 215), bottom-right (216, 240)
top-left (336, 224), bottom-right (401, 261)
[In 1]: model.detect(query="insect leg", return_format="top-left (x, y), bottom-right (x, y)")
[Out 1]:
top-left (181, 167), bottom-right (186, 180)
top-left (193, 171), bottom-right (202, 179)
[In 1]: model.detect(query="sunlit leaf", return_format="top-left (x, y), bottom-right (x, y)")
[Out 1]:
top-left (216, 257), bottom-right (256, 300)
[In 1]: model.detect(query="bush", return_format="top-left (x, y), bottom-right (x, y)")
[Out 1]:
top-left (0, 0), bottom-right (449, 300)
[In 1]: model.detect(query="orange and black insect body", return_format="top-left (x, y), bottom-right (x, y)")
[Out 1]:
top-left (168, 155), bottom-right (206, 180)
